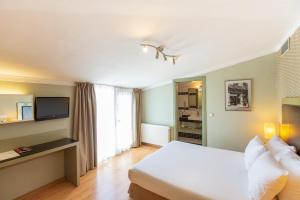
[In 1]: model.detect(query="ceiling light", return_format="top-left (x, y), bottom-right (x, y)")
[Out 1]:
top-left (172, 56), bottom-right (177, 65)
top-left (155, 50), bottom-right (159, 59)
top-left (163, 54), bottom-right (167, 61)
top-left (140, 43), bottom-right (179, 65)
top-left (142, 45), bottom-right (148, 53)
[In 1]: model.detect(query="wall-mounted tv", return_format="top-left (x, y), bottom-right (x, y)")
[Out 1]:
top-left (35, 97), bottom-right (70, 121)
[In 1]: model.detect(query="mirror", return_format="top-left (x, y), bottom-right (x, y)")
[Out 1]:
top-left (198, 86), bottom-right (202, 108)
top-left (0, 94), bottom-right (34, 124)
top-left (188, 88), bottom-right (198, 108)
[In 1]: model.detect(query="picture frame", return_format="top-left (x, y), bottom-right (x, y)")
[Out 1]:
top-left (17, 102), bottom-right (33, 121)
top-left (225, 79), bottom-right (252, 111)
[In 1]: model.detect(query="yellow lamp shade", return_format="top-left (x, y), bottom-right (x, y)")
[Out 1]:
top-left (280, 124), bottom-right (291, 141)
top-left (264, 123), bottom-right (276, 140)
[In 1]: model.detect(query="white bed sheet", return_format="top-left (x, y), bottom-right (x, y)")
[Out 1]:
top-left (129, 141), bottom-right (249, 200)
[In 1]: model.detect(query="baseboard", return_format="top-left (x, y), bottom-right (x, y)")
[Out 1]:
top-left (141, 142), bottom-right (162, 148)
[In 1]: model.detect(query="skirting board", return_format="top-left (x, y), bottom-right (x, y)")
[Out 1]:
top-left (141, 142), bottom-right (162, 148)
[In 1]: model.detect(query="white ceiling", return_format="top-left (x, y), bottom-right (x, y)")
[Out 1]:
top-left (0, 0), bottom-right (299, 88)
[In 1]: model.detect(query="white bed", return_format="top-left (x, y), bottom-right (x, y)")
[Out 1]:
top-left (129, 141), bottom-right (249, 200)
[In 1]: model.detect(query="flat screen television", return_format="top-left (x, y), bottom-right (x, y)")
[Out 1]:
top-left (35, 97), bottom-right (70, 121)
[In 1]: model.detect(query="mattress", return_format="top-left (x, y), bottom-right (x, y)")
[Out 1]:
top-left (129, 141), bottom-right (249, 200)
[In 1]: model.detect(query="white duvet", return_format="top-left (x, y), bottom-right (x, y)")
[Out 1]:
top-left (129, 141), bottom-right (249, 200)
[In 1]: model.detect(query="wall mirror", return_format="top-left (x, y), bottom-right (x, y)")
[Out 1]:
top-left (188, 88), bottom-right (198, 108)
top-left (0, 94), bottom-right (34, 124)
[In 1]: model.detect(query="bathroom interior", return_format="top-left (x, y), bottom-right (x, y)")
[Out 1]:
top-left (176, 80), bottom-right (203, 145)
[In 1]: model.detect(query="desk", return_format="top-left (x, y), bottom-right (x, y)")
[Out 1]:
top-left (0, 138), bottom-right (80, 186)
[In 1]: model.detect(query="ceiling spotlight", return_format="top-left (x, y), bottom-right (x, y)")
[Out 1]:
top-left (155, 49), bottom-right (159, 59)
top-left (163, 54), bottom-right (167, 61)
top-left (142, 45), bottom-right (148, 53)
top-left (165, 55), bottom-right (178, 65)
top-left (140, 43), bottom-right (179, 65)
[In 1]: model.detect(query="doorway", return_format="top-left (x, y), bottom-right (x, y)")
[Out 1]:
top-left (173, 77), bottom-right (206, 145)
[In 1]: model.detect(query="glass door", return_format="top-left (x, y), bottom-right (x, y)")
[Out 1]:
top-left (95, 85), bottom-right (134, 163)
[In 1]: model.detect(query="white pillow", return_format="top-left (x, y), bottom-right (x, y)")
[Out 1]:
top-left (248, 151), bottom-right (288, 200)
top-left (278, 151), bottom-right (300, 200)
top-left (245, 136), bottom-right (267, 170)
top-left (267, 136), bottom-right (296, 161)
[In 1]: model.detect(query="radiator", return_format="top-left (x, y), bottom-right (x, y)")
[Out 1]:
top-left (141, 123), bottom-right (170, 146)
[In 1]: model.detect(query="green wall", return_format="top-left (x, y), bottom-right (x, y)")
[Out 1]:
top-left (142, 53), bottom-right (278, 152)
top-left (142, 84), bottom-right (174, 126)
top-left (206, 53), bottom-right (278, 151)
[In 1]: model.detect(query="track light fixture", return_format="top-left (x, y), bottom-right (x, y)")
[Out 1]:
top-left (140, 43), bottom-right (179, 65)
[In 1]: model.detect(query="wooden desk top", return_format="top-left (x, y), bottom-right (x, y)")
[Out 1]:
top-left (0, 138), bottom-right (78, 168)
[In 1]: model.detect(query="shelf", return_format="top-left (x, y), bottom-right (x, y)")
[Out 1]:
top-left (0, 119), bottom-right (34, 125)
top-left (178, 137), bottom-right (202, 145)
top-left (177, 92), bottom-right (197, 95)
top-left (179, 118), bottom-right (202, 123)
top-left (178, 107), bottom-right (201, 110)
top-left (178, 131), bottom-right (201, 139)
top-left (177, 92), bottom-right (188, 95)
top-left (178, 127), bottom-right (201, 134)
top-left (178, 107), bottom-right (189, 110)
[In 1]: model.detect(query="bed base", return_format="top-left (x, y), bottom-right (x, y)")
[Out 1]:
top-left (128, 183), bottom-right (168, 200)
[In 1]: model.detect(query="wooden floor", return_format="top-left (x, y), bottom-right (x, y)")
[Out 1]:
top-left (17, 145), bottom-right (159, 200)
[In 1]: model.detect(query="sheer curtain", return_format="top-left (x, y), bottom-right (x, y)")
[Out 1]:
top-left (115, 87), bottom-right (134, 153)
top-left (95, 85), bottom-right (134, 163)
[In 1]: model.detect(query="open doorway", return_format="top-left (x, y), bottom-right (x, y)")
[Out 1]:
top-left (174, 77), bottom-right (206, 145)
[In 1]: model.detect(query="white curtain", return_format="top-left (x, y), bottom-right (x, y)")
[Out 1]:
top-left (95, 85), bottom-right (134, 163)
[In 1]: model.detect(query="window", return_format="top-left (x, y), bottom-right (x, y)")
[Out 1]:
top-left (95, 85), bottom-right (134, 162)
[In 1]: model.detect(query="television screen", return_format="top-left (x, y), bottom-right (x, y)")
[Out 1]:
top-left (35, 97), bottom-right (69, 121)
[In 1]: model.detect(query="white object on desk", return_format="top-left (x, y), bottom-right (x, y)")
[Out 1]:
top-left (0, 114), bottom-right (8, 123)
top-left (0, 150), bottom-right (20, 161)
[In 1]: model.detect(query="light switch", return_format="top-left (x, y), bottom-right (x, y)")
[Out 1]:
top-left (209, 113), bottom-right (215, 117)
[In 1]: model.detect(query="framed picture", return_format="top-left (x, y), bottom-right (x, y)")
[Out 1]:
top-left (17, 102), bottom-right (33, 121)
top-left (225, 79), bottom-right (252, 111)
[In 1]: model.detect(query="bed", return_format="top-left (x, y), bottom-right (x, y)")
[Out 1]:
top-left (128, 141), bottom-right (249, 200)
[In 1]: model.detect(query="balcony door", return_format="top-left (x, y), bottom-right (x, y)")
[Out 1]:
top-left (95, 85), bottom-right (134, 162)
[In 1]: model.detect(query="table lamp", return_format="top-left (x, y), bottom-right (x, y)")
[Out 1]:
top-left (264, 123), bottom-right (276, 140)
top-left (280, 124), bottom-right (291, 141)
